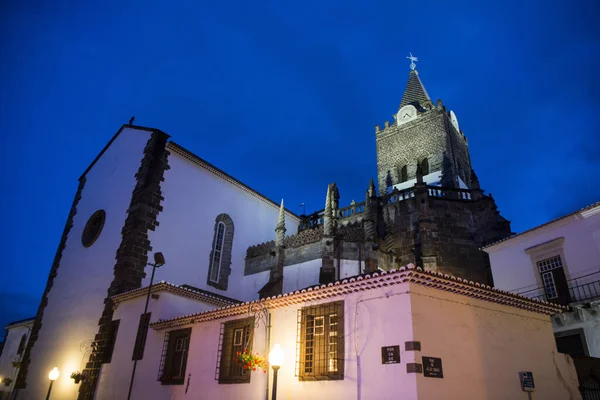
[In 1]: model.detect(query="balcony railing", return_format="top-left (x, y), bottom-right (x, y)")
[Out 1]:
top-left (530, 279), bottom-right (600, 305)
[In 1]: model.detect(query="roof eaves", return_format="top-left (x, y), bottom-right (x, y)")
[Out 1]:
top-left (482, 202), bottom-right (600, 251)
top-left (150, 265), bottom-right (566, 330)
top-left (111, 281), bottom-right (241, 308)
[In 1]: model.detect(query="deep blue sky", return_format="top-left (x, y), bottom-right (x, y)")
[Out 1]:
top-left (1, 0), bottom-right (598, 329)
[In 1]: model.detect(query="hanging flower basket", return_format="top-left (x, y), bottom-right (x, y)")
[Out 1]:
top-left (70, 371), bottom-right (87, 384)
top-left (235, 350), bottom-right (268, 373)
top-left (11, 361), bottom-right (20, 369)
top-left (2, 378), bottom-right (13, 387)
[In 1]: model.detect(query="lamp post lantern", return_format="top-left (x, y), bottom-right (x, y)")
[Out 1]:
top-left (45, 367), bottom-right (59, 400)
top-left (126, 252), bottom-right (166, 400)
top-left (269, 344), bottom-right (284, 400)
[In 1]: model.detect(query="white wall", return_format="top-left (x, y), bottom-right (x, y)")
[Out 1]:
top-left (410, 284), bottom-right (580, 400)
top-left (486, 207), bottom-right (600, 295)
top-left (95, 291), bottom-right (222, 400)
top-left (0, 321), bottom-right (33, 395)
top-left (145, 150), bottom-right (298, 302)
top-left (18, 127), bottom-right (152, 400)
top-left (282, 260), bottom-right (321, 294)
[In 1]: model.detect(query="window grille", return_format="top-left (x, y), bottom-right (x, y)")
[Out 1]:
top-left (17, 334), bottom-right (27, 355)
top-left (157, 328), bottom-right (191, 385)
top-left (157, 331), bottom-right (171, 381)
top-left (216, 317), bottom-right (254, 384)
top-left (296, 301), bottom-right (344, 380)
top-left (132, 313), bottom-right (151, 360)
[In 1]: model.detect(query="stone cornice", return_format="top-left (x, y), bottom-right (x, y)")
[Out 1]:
top-left (150, 265), bottom-right (566, 331)
top-left (111, 281), bottom-right (241, 308)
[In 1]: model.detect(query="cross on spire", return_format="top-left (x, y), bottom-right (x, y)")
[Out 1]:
top-left (407, 52), bottom-right (418, 70)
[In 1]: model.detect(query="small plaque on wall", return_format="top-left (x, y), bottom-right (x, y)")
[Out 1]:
top-left (422, 357), bottom-right (443, 378)
top-left (381, 345), bottom-right (401, 364)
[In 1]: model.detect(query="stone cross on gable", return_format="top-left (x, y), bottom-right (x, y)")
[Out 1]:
top-left (407, 52), bottom-right (418, 70)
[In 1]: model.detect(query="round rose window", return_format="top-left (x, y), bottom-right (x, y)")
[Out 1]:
top-left (82, 210), bottom-right (106, 248)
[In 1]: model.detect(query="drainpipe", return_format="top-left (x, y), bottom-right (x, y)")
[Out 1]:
top-left (265, 312), bottom-right (272, 400)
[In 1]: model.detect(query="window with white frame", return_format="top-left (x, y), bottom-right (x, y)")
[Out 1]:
top-left (207, 214), bottom-right (234, 290)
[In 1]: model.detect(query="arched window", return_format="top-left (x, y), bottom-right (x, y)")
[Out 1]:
top-left (208, 214), bottom-right (235, 290)
top-left (420, 158), bottom-right (429, 176)
top-left (400, 165), bottom-right (408, 183)
top-left (17, 334), bottom-right (27, 355)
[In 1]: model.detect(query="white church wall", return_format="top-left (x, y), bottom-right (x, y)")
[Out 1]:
top-left (0, 319), bottom-right (33, 396)
top-left (485, 205), bottom-right (600, 296)
top-left (145, 148), bottom-right (298, 302)
top-left (18, 127), bottom-right (152, 400)
top-left (281, 259), bottom-right (362, 295)
top-left (281, 260), bottom-right (321, 294)
top-left (340, 260), bottom-right (361, 279)
top-left (95, 291), bottom-right (222, 400)
top-left (410, 284), bottom-right (580, 400)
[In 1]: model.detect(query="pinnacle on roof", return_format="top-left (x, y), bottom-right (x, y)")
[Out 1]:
top-left (275, 199), bottom-right (286, 247)
top-left (398, 69), bottom-right (431, 110)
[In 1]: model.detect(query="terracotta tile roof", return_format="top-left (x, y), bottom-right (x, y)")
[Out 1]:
top-left (111, 281), bottom-right (242, 308)
top-left (482, 202), bottom-right (600, 250)
top-left (150, 265), bottom-right (566, 330)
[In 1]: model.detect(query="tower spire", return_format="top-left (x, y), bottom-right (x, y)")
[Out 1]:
top-left (399, 53), bottom-right (431, 110)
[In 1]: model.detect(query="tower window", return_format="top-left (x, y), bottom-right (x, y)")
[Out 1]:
top-left (399, 166), bottom-right (408, 183)
top-left (420, 159), bottom-right (429, 176)
top-left (207, 214), bottom-right (235, 290)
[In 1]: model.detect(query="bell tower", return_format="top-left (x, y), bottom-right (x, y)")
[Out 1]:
top-left (372, 55), bottom-right (513, 285)
top-left (375, 56), bottom-right (472, 194)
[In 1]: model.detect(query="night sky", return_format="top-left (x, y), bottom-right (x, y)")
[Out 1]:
top-left (1, 0), bottom-right (599, 330)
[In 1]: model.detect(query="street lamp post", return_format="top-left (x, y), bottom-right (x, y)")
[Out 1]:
top-left (269, 344), bottom-right (284, 400)
top-left (126, 252), bottom-right (166, 400)
top-left (45, 367), bottom-right (59, 400)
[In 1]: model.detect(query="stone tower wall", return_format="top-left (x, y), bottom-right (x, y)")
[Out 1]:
top-left (376, 109), bottom-right (471, 190)
top-left (382, 189), bottom-right (512, 285)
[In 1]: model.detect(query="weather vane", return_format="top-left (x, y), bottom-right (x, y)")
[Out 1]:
top-left (407, 52), bottom-right (418, 70)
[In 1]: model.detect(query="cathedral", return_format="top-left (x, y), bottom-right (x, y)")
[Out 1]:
top-left (5, 61), bottom-right (575, 400)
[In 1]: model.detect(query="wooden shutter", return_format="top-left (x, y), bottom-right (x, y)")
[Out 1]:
top-left (132, 313), bottom-right (151, 360)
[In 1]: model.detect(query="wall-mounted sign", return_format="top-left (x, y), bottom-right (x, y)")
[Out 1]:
top-left (422, 356), bottom-right (443, 378)
top-left (519, 371), bottom-right (535, 392)
top-left (381, 345), bottom-right (401, 364)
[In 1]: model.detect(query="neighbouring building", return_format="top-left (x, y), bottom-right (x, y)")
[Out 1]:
top-left (95, 266), bottom-right (579, 400)
top-left (14, 60), bottom-right (520, 400)
top-left (0, 318), bottom-right (34, 399)
top-left (483, 202), bottom-right (600, 360)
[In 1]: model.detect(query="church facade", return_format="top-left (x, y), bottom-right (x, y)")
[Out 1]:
top-left (12, 65), bottom-right (525, 400)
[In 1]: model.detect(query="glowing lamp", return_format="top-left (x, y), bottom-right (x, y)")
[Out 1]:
top-left (48, 367), bottom-right (59, 381)
top-left (269, 344), bottom-right (284, 368)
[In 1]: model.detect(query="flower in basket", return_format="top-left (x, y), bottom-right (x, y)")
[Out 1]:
top-left (235, 349), bottom-right (268, 373)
